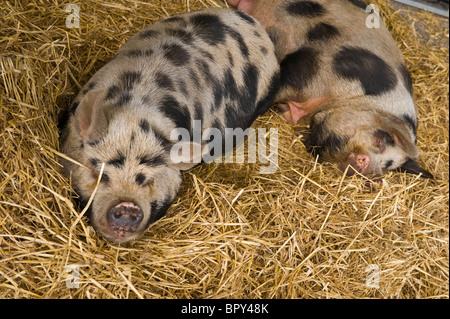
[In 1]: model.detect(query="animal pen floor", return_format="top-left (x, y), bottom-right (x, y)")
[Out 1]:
top-left (0, 0), bottom-right (448, 299)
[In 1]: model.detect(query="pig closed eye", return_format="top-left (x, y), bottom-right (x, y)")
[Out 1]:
top-left (374, 129), bottom-right (395, 152)
top-left (91, 169), bottom-right (110, 183)
top-left (135, 173), bottom-right (153, 187)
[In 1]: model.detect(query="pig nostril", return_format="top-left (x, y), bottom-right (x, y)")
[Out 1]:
top-left (107, 202), bottom-right (144, 235)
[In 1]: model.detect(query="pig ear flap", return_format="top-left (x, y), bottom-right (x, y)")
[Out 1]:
top-left (278, 98), bottom-right (328, 125)
top-left (379, 117), bottom-right (418, 157)
top-left (398, 158), bottom-right (434, 179)
top-left (75, 89), bottom-right (109, 141)
top-left (168, 141), bottom-right (205, 171)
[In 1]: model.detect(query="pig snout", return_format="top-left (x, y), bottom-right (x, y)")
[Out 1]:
top-left (107, 202), bottom-right (143, 238)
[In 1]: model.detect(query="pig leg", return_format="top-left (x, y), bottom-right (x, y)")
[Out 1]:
top-left (277, 97), bottom-right (329, 124)
top-left (226, 0), bottom-right (258, 14)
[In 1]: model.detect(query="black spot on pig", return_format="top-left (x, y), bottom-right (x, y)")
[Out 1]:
top-left (162, 16), bottom-right (186, 25)
top-left (193, 101), bottom-right (204, 124)
top-left (108, 152), bottom-right (126, 168)
top-left (223, 69), bottom-right (239, 101)
top-left (399, 64), bottom-right (413, 95)
top-left (255, 72), bottom-right (280, 116)
top-left (135, 173), bottom-right (146, 186)
top-left (384, 159), bottom-right (393, 170)
top-left (117, 93), bottom-right (132, 106)
top-left (196, 59), bottom-right (217, 87)
top-left (190, 14), bottom-right (227, 45)
top-left (148, 197), bottom-right (174, 224)
top-left (106, 85), bottom-right (120, 100)
top-left (242, 63), bottom-right (259, 110)
top-left (228, 29), bottom-right (249, 58)
top-left (285, 1), bottom-right (326, 18)
top-left (234, 10), bottom-right (256, 25)
top-left (347, 0), bottom-right (367, 10)
top-left (280, 46), bottom-right (319, 90)
top-left (228, 51), bottom-right (234, 67)
top-left (153, 129), bottom-right (172, 149)
top-left (205, 118), bottom-right (224, 157)
top-left (402, 114), bottom-right (417, 141)
top-left (87, 139), bottom-right (102, 147)
top-left (166, 29), bottom-right (195, 44)
top-left (81, 82), bottom-right (96, 95)
top-left (159, 95), bottom-right (191, 133)
top-left (199, 48), bottom-right (215, 62)
top-left (139, 154), bottom-right (166, 167)
top-left (220, 64), bottom-right (258, 118)
top-left (307, 119), bottom-right (349, 158)
top-left (124, 49), bottom-right (153, 58)
top-left (101, 172), bottom-right (110, 184)
top-left (177, 80), bottom-right (188, 97)
top-left (69, 101), bottom-right (79, 114)
top-left (188, 68), bottom-right (200, 90)
top-left (211, 118), bottom-right (223, 132)
top-left (163, 43), bottom-right (190, 66)
top-left (139, 29), bottom-right (159, 39)
top-left (307, 23), bottom-right (340, 43)
top-left (333, 47), bottom-right (397, 96)
top-left (213, 84), bottom-right (224, 111)
top-left (224, 107), bottom-right (239, 129)
top-left (155, 72), bottom-right (175, 91)
top-left (121, 71), bottom-right (142, 91)
top-left (139, 119), bottom-right (150, 133)
top-left (321, 134), bottom-right (347, 158)
top-left (89, 158), bottom-right (99, 167)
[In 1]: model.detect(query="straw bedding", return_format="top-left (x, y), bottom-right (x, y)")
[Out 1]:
top-left (0, 0), bottom-right (448, 298)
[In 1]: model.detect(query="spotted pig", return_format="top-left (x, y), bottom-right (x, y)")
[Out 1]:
top-left (227, 0), bottom-right (433, 179)
top-left (59, 8), bottom-right (280, 243)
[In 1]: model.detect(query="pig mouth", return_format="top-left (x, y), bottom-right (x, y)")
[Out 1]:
top-left (105, 201), bottom-right (144, 241)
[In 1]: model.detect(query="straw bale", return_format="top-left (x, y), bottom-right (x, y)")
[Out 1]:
top-left (0, 0), bottom-right (448, 298)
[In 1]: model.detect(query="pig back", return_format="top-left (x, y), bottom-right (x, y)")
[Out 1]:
top-left (251, 0), bottom-right (414, 118)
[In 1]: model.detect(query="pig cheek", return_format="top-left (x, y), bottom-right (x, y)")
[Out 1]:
top-left (88, 195), bottom-right (111, 236)
top-left (139, 185), bottom-right (158, 226)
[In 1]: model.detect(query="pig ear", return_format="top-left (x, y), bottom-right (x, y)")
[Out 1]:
top-left (398, 158), bottom-right (434, 179)
top-left (379, 117), bottom-right (418, 157)
top-left (75, 89), bottom-right (109, 141)
top-left (168, 141), bottom-right (204, 171)
top-left (278, 98), bottom-right (328, 124)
